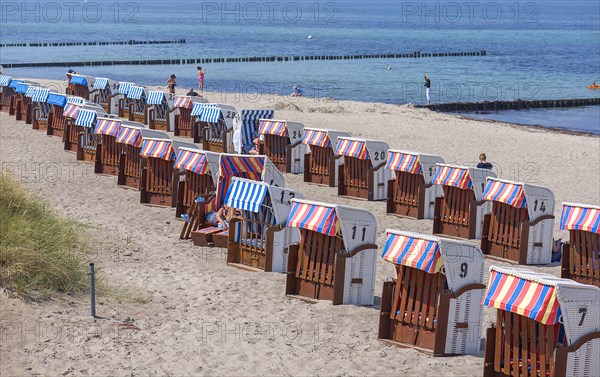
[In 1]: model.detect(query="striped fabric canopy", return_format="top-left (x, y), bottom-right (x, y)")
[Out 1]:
top-left (174, 149), bottom-right (209, 175)
top-left (0, 75), bottom-right (11, 87)
top-left (483, 268), bottom-right (561, 325)
top-left (116, 126), bottom-right (142, 147)
top-left (66, 96), bottom-right (84, 104)
top-left (127, 86), bottom-right (145, 100)
top-left (219, 155), bottom-right (264, 178)
top-left (225, 179), bottom-right (269, 213)
top-left (240, 110), bottom-right (274, 146)
top-left (47, 93), bottom-right (67, 107)
top-left (287, 201), bottom-right (339, 236)
top-left (63, 103), bottom-right (81, 118)
top-left (190, 102), bottom-right (210, 116)
top-left (25, 86), bottom-right (38, 97)
top-left (560, 203), bottom-right (600, 234)
top-left (432, 165), bottom-right (472, 189)
top-left (69, 75), bottom-right (87, 86)
top-left (259, 120), bottom-right (287, 137)
top-left (140, 139), bottom-right (174, 160)
top-left (173, 96), bottom-right (193, 109)
top-left (386, 151), bottom-right (422, 174)
top-left (335, 138), bottom-right (369, 160)
top-left (483, 179), bottom-right (527, 208)
top-left (94, 118), bottom-right (122, 137)
top-left (93, 78), bottom-right (109, 89)
top-left (15, 83), bottom-right (29, 94)
top-left (199, 105), bottom-right (222, 123)
top-left (302, 129), bottom-right (332, 148)
top-left (74, 109), bottom-right (97, 128)
top-left (118, 82), bottom-right (134, 95)
top-left (8, 79), bottom-right (23, 89)
top-left (381, 232), bottom-right (443, 274)
top-left (31, 88), bottom-right (50, 102)
top-left (146, 91), bottom-right (165, 105)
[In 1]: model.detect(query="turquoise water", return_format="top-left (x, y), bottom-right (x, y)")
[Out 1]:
top-left (1, 0), bottom-right (599, 131)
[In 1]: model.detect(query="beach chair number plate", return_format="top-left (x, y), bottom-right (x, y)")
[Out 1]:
top-left (579, 307), bottom-right (587, 326)
top-left (280, 191), bottom-right (295, 205)
top-left (533, 200), bottom-right (546, 212)
top-left (351, 226), bottom-right (366, 241)
top-left (373, 151), bottom-right (385, 161)
top-left (459, 262), bottom-right (468, 278)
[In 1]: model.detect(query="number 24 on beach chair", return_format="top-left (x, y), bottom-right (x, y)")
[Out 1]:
top-left (432, 164), bottom-right (497, 240)
top-left (285, 199), bottom-right (378, 305)
top-left (480, 178), bottom-right (555, 265)
top-left (385, 150), bottom-right (444, 219)
top-left (302, 127), bottom-right (350, 187)
top-left (258, 119), bottom-right (306, 174)
top-left (482, 266), bottom-right (600, 377)
top-left (560, 202), bottom-right (600, 287)
top-left (225, 177), bottom-right (303, 273)
top-left (378, 230), bottom-right (486, 355)
top-left (335, 136), bottom-right (390, 201)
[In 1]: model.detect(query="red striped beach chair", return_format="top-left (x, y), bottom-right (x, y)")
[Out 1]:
top-left (232, 109), bottom-right (274, 154)
top-left (483, 266), bottom-right (600, 377)
top-left (174, 148), bottom-right (220, 218)
top-left (30, 88), bottom-right (51, 131)
top-left (481, 178), bottom-right (555, 264)
top-left (115, 123), bottom-right (152, 190)
top-left (192, 103), bottom-right (237, 153)
top-left (173, 96), bottom-right (205, 137)
top-left (432, 164), bottom-right (497, 240)
top-left (226, 178), bottom-right (303, 272)
top-left (302, 128), bottom-right (350, 186)
top-left (379, 230), bottom-right (485, 355)
top-left (335, 136), bottom-right (390, 201)
top-left (63, 104), bottom-right (105, 158)
top-left (258, 119), bottom-right (306, 174)
top-left (66, 74), bottom-right (92, 100)
top-left (285, 199), bottom-right (378, 305)
top-left (0, 75), bottom-right (16, 112)
top-left (386, 150), bottom-right (444, 219)
top-left (560, 202), bottom-right (600, 287)
top-left (94, 118), bottom-right (126, 176)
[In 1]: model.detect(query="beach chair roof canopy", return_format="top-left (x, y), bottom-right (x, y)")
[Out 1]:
top-left (560, 202), bottom-right (600, 234)
top-left (92, 77), bottom-right (109, 89)
top-left (432, 163), bottom-right (497, 201)
top-left (483, 265), bottom-right (600, 344)
top-left (69, 74), bottom-right (88, 86)
top-left (335, 136), bottom-right (390, 166)
top-left (116, 122), bottom-right (147, 147)
top-left (0, 75), bottom-right (12, 87)
top-left (140, 138), bottom-right (175, 161)
top-left (386, 150), bottom-right (444, 183)
top-left (173, 96), bottom-right (194, 109)
top-left (483, 177), bottom-right (555, 219)
top-left (47, 92), bottom-right (67, 107)
top-left (8, 79), bottom-right (23, 89)
top-left (31, 88), bottom-right (50, 103)
top-left (146, 91), bottom-right (166, 105)
top-left (94, 117), bottom-right (122, 137)
top-left (127, 85), bottom-right (145, 100)
top-left (118, 82), bottom-right (134, 95)
top-left (302, 128), bottom-right (350, 150)
top-left (15, 82), bottom-right (30, 94)
top-left (259, 119), bottom-right (304, 141)
top-left (74, 108), bottom-right (98, 128)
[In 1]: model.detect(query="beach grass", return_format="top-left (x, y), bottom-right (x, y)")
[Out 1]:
top-left (0, 172), bottom-right (90, 301)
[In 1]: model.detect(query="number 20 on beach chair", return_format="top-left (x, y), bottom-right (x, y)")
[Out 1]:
top-left (560, 202), bottom-right (600, 287)
top-left (482, 266), bottom-right (600, 377)
top-left (302, 127), bottom-right (350, 187)
top-left (432, 164), bottom-right (497, 240)
top-left (378, 230), bottom-right (486, 355)
top-left (480, 178), bottom-right (555, 264)
top-left (386, 150), bottom-right (444, 219)
top-left (285, 199), bottom-right (378, 305)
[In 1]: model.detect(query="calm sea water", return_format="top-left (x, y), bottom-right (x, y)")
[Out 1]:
top-left (1, 0), bottom-right (599, 131)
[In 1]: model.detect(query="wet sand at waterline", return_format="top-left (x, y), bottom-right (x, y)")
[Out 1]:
top-left (1, 79), bottom-right (598, 376)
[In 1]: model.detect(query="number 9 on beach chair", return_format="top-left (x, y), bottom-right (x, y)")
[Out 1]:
top-left (480, 178), bottom-right (555, 264)
top-left (30, 88), bottom-right (51, 131)
top-left (226, 177), bottom-right (303, 272)
top-left (336, 136), bottom-right (391, 201)
top-left (192, 103), bottom-right (237, 153)
top-left (432, 164), bottom-right (497, 240)
top-left (386, 150), bottom-right (444, 219)
top-left (45, 93), bottom-right (68, 137)
top-left (258, 119), bottom-right (306, 174)
top-left (560, 202), bottom-right (600, 287)
top-left (285, 199), bottom-right (378, 305)
top-left (0, 75), bottom-right (15, 112)
top-left (379, 230), bottom-right (485, 355)
top-left (173, 96), bottom-right (206, 137)
top-left (66, 74), bottom-right (92, 100)
top-left (174, 148), bottom-right (220, 218)
top-left (483, 266), bottom-right (600, 377)
top-left (302, 128), bottom-right (350, 187)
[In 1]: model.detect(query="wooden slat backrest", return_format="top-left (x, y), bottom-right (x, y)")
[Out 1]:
top-left (392, 171), bottom-right (421, 209)
top-left (52, 106), bottom-right (66, 131)
top-left (146, 157), bottom-right (172, 195)
top-left (131, 98), bottom-right (145, 114)
top-left (295, 229), bottom-right (343, 287)
top-left (178, 107), bottom-right (193, 132)
top-left (264, 134), bottom-right (289, 164)
top-left (205, 120), bottom-right (225, 141)
top-left (343, 156), bottom-right (371, 190)
top-left (0, 89), bottom-right (13, 107)
top-left (68, 84), bottom-right (89, 99)
top-left (101, 135), bottom-right (119, 168)
top-left (441, 186), bottom-right (474, 226)
top-left (20, 95), bottom-right (31, 117)
top-left (309, 145), bottom-right (333, 177)
top-left (123, 144), bottom-right (141, 178)
top-left (488, 202), bottom-right (529, 249)
top-left (494, 310), bottom-right (563, 377)
top-left (569, 230), bottom-right (600, 284)
top-left (182, 172), bottom-right (213, 211)
top-left (79, 126), bottom-right (95, 150)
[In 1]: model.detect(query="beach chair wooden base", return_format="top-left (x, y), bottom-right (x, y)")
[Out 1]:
top-left (197, 126), bottom-right (230, 153)
top-left (78, 146), bottom-right (96, 163)
top-left (32, 118), bottom-right (48, 131)
top-left (140, 159), bottom-right (178, 207)
top-left (47, 110), bottom-right (66, 138)
top-left (94, 143), bottom-right (119, 176)
top-left (174, 112), bottom-right (193, 137)
top-left (386, 173), bottom-right (429, 219)
top-left (561, 231), bottom-right (600, 288)
top-left (338, 160), bottom-right (384, 201)
top-left (24, 103), bottom-right (33, 124)
top-left (213, 231), bottom-right (229, 248)
top-left (149, 118), bottom-right (168, 131)
top-left (303, 148), bottom-right (337, 187)
top-left (433, 194), bottom-right (478, 240)
top-left (117, 146), bottom-right (142, 190)
top-left (191, 226), bottom-right (222, 247)
top-left (63, 122), bottom-right (79, 153)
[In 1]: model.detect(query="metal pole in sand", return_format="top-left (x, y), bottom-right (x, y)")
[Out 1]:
top-left (89, 263), bottom-right (96, 318)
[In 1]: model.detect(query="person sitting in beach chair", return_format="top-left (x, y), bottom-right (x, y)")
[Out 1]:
top-left (206, 203), bottom-right (235, 229)
top-left (186, 88), bottom-right (199, 97)
top-left (247, 134), bottom-right (265, 155)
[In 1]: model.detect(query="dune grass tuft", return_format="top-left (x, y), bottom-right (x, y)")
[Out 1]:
top-left (0, 172), bottom-right (90, 300)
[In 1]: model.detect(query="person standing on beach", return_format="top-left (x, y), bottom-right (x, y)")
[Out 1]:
top-left (197, 66), bottom-right (207, 91)
top-left (166, 74), bottom-right (176, 94)
top-left (477, 153), bottom-right (493, 169)
top-left (424, 75), bottom-right (431, 105)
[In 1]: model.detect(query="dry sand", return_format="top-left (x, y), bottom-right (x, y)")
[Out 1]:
top-left (1, 79), bottom-right (599, 376)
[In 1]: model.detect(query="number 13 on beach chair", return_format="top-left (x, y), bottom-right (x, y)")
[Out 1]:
top-left (335, 136), bottom-right (391, 201)
top-left (285, 199), bottom-right (378, 305)
top-left (480, 178), bottom-right (555, 264)
top-left (378, 230), bottom-right (486, 355)
top-left (386, 150), bottom-right (444, 219)
top-left (482, 266), bottom-right (600, 377)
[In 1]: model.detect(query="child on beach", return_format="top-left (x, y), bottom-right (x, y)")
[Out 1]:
top-left (197, 66), bottom-right (206, 91)
top-left (291, 86), bottom-right (303, 97)
top-left (424, 75), bottom-right (431, 105)
top-left (166, 74), bottom-right (177, 94)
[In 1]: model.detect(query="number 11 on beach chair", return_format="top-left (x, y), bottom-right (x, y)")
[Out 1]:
top-left (0, 75), bottom-right (16, 112)
top-left (302, 128), bottom-right (350, 187)
top-left (335, 136), bottom-right (391, 201)
top-left (385, 150), bottom-right (444, 219)
top-left (560, 202), bottom-right (600, 287)
top-left (225, 177), bottom-right (303, 273)
top-left (482, 266), bottom-right (600, 377)
top-left (378, 230), bottom-right (486, 355)
top-left (285, 199), bottom-right (378, 305)
top-left (480, 177), bottom-right (555, 264)
top-left (258, 119), bottom-right (306, 174)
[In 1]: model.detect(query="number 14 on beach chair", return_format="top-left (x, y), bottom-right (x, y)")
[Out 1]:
top-left (482, 266), bottom-right (600, 377)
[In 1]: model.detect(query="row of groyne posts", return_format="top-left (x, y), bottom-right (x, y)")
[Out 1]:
top-left (419, 97), bottom-right (600, 112)
top-left (0, 39), bottom-right (187, 48)
top-left (1, 50), bottom-right (487, 68)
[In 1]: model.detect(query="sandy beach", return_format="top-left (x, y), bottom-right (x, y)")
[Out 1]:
top-left (1, 79), bottom-right (599, 376)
